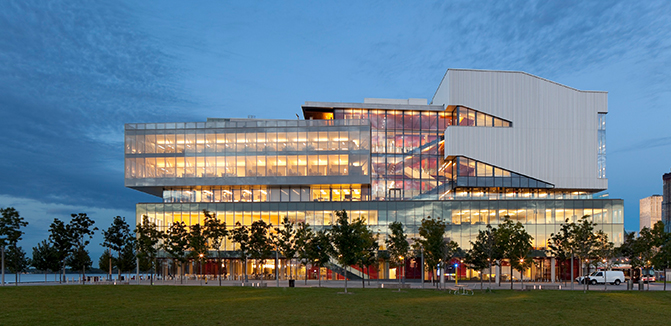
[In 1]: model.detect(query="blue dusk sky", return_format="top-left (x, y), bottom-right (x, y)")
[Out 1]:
top-left (1, 1), bottom-right (670, 262)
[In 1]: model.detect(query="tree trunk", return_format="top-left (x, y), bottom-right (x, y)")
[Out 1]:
top-left (398, 263), bottom-right (402, 292)
top-left (488, 261), bottom-right (492, 291)
top-left (480, 269), bottom-right (484, 291)
top-left (1, 246), bottom-right (4, 287)
top-left (664, 268), bottom-right (667, 291)
top-left (317, 265), bottom-right (321, 287)
top-left (218, 253), bottom-right (222, 286)
top-left (361, 263), bottom-right (365, 289)
top-left (344, 268), bottom-right (348, 293)
top-left (510, 261), bottom-right (513, 290)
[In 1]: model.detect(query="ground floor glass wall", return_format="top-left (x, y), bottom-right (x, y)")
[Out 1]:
top-left (137, 199), bottom-right (624, 251)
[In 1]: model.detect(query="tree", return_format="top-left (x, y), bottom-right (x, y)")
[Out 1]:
top-left (0, 207), bottom-right (28, 286)
top-left (163, 221), bottom-right (189, 284)
top-left (416, 216), bottom-right (448, 286)
top-left (188, 223), bottom-right (208, 284)
top-left (230, 222), bottom-right (250, 282)
top-left (385, 221), bottom-right (410, 290)
top-left (203, 210), bottom-right (228, 286)
top-left (496, 216), bottom-right (533, 289)
top-left (548, 219), bottom-right (575, 284)
top-left (651, 221), bottom-right (671, 291)
top-left (307, 229), bottom-right (332, 287)
top-left (354, 219), bottom-right (378, 288)
top-left (507, 221), bottom-right (533, 290)
top-left (66, 246), bottom-right (92, 279)
top-left (330, 210), bottom-right (360, 293)
top-left (249, 220), bottom-right (273, 282)
top-left (48, 218), bottom-right (71, 283)
top-left (593, 229), bottom-right (614, 291)
top-left (572, 215), bottom-right (598, 292)
top-left (67, 213), bottom-right (97, 284)
top-left (99, 249), bottom-right (114, 277)
top-left (275, 216), bottom-right (297, 281)
top-left (135, 215), bottom-right (161, 285)
top-left (6, 245), bottom-right (30, 285)
top-left (32, 240), bottom-right (60, 282)
top-left (467, 225), bottom-right (499, 291)
top-left (102, 216), bottom-right (132, 280)
top-left (294, 222), bottom-right (313, 285)
top-left (117, 240), bottom-right (137, 279)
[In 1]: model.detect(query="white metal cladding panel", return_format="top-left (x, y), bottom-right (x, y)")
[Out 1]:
top-left (440, 70), bottom-right (608, 191)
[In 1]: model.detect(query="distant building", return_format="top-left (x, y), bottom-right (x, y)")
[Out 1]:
top-left (640, 195), bottom-right (663, 231)
top-left (664, 170), bottom-right (671, 232)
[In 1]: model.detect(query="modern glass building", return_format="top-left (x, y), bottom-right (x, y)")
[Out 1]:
top-left (125, 69), bottom-right (624, 282)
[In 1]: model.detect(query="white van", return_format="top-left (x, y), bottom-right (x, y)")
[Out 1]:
top-left (576, 270), bottom-right (625, 285)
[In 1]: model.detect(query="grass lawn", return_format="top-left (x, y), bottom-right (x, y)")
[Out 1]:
top-left (1, 285), bottom-right (669, 325)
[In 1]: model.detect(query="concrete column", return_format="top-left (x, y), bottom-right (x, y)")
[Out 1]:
top-left (551, 258), bottom-right (556, 283)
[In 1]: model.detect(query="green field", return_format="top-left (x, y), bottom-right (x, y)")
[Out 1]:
top-left (1, 285), bottom-right (669, 325)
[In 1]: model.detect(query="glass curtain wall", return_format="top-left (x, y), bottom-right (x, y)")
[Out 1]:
top-left (138, 199), bottom-right (624, 251)
top-left (124, 120), bottom-right (370, 183)
top-left (337, 108), bottom-right (453, 201)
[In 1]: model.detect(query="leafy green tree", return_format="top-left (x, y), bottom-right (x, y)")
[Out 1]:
top-left (295, 221), bottom-right (314, 284)
top-left (416, 216), bottom-right (448, 285)
top-left (650, 221), bottom-right (671, 291)
top-left (275, 216), bottom-right (297, 281)
top-left (66, 246), bottom-right (92, 279)
top-left (0, 207), bottom-right (28, 286)
top-left (67, 213), bottom-right (97, 284)
top-left (593, 229), bottom-right (614, 290)
top-left (99, 249), bottom-right (114, 277)
top-left (572, 215), bottom-right (598, 291)
top-left (249, 220), bottom-right (273, 282)
top-left (230, 222), bottom-right (250, 282)
top-left (548, 219), bottom-right (575, 283)
top-left (467, 224), bottom-right (499, 291)
top-left (102, 216), bottom-right (132, 280)
top-left (330, 210), bottom-right (360, 293)
top-left (6, 245), bottom-right (30, 285)
top-left (164, 221), bottom-right (189, 284)
top-left (117, 240), bottom-right (137, 279)
top-left (354, 220), bottom-right (378, 288)
top-left (385, 221), bottom-right (410, 290)
top-left (507, 221), bottom-right (533, 289)
top-left (203, 210), bottom-right (228, 286)
top-left (496, 216), bottom-right (533, 289)
top-left (307, 229), bottom-right (333, 287)
top-left (135, 215), bottom-right (161, 285)
top-left (48, 218), bottom-right (72, 283)
top-left (32, 240), bottom-right (60, 282)
top-left (188, 223), bottom-right (208, 283)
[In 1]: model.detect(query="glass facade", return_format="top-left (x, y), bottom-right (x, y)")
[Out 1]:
top-left (126, 98), bottom-right (622, 281)
top-left (124, 119), bottom-right (370, 189)
top-left (445, 156), bottom-right (554, 190)
top-left (138, 199), bottom-right (624, 250)
top-left (598, 113), bottom-right (606, 179)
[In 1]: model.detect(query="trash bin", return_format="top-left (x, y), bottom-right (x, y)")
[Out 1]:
top-left (289, 279), bottom-right (295, 288)
top-left (638, 280), bottom-right (644, 291)
top-left (627, 279), bottom-right (633, 290)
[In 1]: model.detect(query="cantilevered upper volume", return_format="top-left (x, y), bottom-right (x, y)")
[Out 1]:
top-left (432, 69), bottom-right (608, 192)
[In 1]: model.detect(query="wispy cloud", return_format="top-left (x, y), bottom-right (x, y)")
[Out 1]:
top-left (611, 136), bottom-right (671, 154)
top-left (0, 0), bottom-right (193, 209)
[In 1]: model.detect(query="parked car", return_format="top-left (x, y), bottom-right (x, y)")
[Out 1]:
top-left (575, 270), bottom-right (625, 285)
